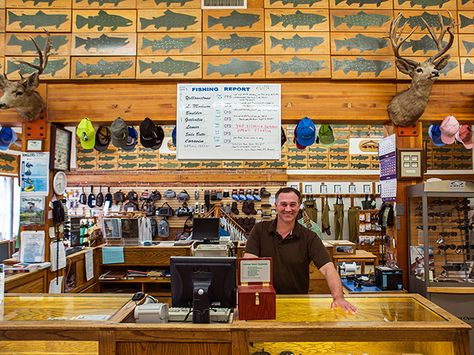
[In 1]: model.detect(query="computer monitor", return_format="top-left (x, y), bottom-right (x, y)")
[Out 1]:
top-left (170, 256), bottom-right (237, 323)
top-left (191, 217), bottom-right (220, 243)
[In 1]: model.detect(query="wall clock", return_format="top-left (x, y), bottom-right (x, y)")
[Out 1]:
top-left (53, 171), bottom-right (67, 196)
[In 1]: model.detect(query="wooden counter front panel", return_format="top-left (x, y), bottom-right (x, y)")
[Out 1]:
top-left (116, 342), bottom-right (232, 355)
top-left (5, 269), bottom-right (46, 293)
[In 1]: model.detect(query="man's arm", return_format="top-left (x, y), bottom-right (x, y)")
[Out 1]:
top-left (319, 262), bottom-right (358, 314)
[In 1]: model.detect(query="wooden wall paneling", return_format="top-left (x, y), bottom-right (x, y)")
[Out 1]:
top-left (203, 32), bottom-right (265, 55)
top-left (330, 10), bottom-right (392, 32)
top-left (265, 0), bottom-right (329, 8)
top-left (137, 9), bottom-right (202, 32)
top-left (331, 55), bottom-right (396, 79)
top-left (71, 33), bottom-right (137, 56)
top-left (5, 33), bottom-right (71, 56)
top-left (0, 0), bottom-right (4, 7)
top-left (329, 0), bottom-right (392, 10)
top-left (459, 11), bottom-right (474, 33)
top-left (203, 55), bottom-right (265, 79)
top-left (395, 57), bottom-right (461, 80)
top-left (137, 32), bottom-right (202, 55)
top-left (0, 56), bottom-right (3, 74)
top-left (4, 56), bottom-right (70, 80)
top-left (6, 9), bottom-right (72, 32)
top-left (136, 0), bottom-right (200, 8)
top-left (392, 10), bottom-right (458, 33)
top-left (265, 31), bottom-right (329, 55)
top-left (398, 33), bottom-right (459, 57)
top-left (460, 56), bottom-right (474, 78)
top-left (265, 9), bottom-right (329, 32)
top-left (203, 9), bottom-right (264, 32)
top-left (419, 82), bottom-right (474, 120)
top-left (7, 0), bottom-right (72, 8)
top-left (459, 34), bottom-right (474, 56)
top-left (0, 9), bottom-right (4, 32)
top-left (72, 0), bottom-right (136, 9)
top-left (265, 54), bottom-right (331, 78)
top-left (136, 55), bottom-right (202, 78)
top-left (72, 10), bottom-right (136, 32)
top-left (458, 0), bottom-right (474, 10)
top-left (330, 32), bottom-right (391, 56)
top-left (393, 0), bottom-right (456, 10)
top-left (71, 56), bottom-right (136, 79)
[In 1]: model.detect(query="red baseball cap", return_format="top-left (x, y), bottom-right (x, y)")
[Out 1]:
top-left (455, 124), bottom-right (473, 149)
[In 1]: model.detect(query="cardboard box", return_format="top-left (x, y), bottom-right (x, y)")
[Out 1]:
top-left (237, 257), bottom-right (276, 321)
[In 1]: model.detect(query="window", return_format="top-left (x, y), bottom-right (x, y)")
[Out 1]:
top-left (0, 176), bottom-right (20, 241)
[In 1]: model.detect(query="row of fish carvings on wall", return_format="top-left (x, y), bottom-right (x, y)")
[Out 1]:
top-left (1, 0), bottom-right (474, 79)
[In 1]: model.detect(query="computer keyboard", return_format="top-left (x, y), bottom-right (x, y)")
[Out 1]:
top-left (168, 307), bottom-right (232, 323)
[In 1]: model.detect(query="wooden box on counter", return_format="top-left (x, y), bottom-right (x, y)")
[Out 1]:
top-left (237, 257), bottom-right (276, 321)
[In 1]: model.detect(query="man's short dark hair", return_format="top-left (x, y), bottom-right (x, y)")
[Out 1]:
top-left (275, 187), bottom-right (302, 203)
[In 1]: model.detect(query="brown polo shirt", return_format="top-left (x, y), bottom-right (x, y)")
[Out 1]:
top-left (245, 218), bottom-right (332, 294)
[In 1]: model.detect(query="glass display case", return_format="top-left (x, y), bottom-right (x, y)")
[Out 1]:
top-left (407, 181), bottom-right (474, 294)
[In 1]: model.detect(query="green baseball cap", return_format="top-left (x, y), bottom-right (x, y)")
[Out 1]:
top-left (318, 124), bottom-right (334, 147)
top-left (76, 117), bottom-right (95, 150)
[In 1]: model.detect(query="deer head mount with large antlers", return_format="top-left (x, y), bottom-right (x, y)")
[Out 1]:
top-left (0, 32), bottom-right (51, 122)
top-left (388, 13), bottom-right (454, 127)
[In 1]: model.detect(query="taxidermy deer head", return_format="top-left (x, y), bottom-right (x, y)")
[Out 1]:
top-left (388, 13), bottom-right (454, 127)
top-left (0, 32), bottom-right (51, 122)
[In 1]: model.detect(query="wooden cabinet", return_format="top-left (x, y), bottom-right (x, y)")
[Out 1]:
top-left (64, 248), bottom-right (101, 293)
top-left (5, 269), bottom-right (47, 293)
top-left (98, 245), bottom-right (192, 303)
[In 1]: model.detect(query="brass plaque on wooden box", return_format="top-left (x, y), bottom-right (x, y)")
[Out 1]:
top-left (459, 34), bottom-right (474, 56)
top-left (265, 9), bottom-right (329, 31)
top-left (203, 32), bottom-right (265, 55)
top-left (5, 33), bottom-right (71, 56)
top-left (7, 10), bottom-right (72, 32)
top-left (73, 10), bottom-right (136, 32)
top-left (203, 55), bottom-right (265, 79)
top-left (396, 57), bottom-right (460, 80)
top-left (330, 32), bottom-right (390, 55)
top-left (392, 11), bottom-right (457, 33)
top-left (138, 33), bottom-right (202, 55)
top-left (394, 0), bottom-right (455, 10)
top-left (398, 33), bottom-right (458, 57)
top-left (72, 33), bottom-right (137, 55)
top-left (73, 0), bottom-right (136, 9)
top-left (137, 0), bottom-right (200, 8)
top-left (331, 55), bottom-right (395, 79)
top-left (266, 55), bottom-right (330, 78)
top-left (5, 56), bottom-right (70, 79)
top-left (265, 32), bottom-right (329, 54)
top-left (329, 0), bottom-right (392, 10)
top-left (330, 10), bottom-right (391, 32)
top-left (264, 0), bottom-right (329, 8)
top-left (137, 56), bottom-right (202, 79)
top-left (72, 56), bottom-right (136, 79)
top-left (138, 9), bottom-right (201, 32)
top-left (203, 9), bottom-right (264, 32)
top-left (461, 57), bottom-right (474, 79)
top-left (7, 0), bottom-right (71, 8)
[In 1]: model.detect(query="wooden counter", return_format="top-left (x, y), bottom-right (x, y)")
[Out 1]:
top-left (0, 293), bottom-right (469, 355)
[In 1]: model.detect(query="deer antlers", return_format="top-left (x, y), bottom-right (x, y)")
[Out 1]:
top-left (387, 12), bottom-right (455, 126)
top-left (0, 31), bottom-right (51, 121)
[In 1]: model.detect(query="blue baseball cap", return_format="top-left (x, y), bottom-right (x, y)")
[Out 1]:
top-left (172, 126), bottom-right (176, 147)
top-left (295, 117), bottom-right (316, 147)
top-left (0, 127), bottom-right (17, 151)
top-left (428, 124), bottom-right (445, 147)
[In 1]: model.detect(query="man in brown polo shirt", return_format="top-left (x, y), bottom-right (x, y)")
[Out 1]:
top-left (244, 186), bottom-right (357, 313)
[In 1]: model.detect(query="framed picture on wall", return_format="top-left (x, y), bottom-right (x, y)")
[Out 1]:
top-left (50, 125), bottom-right (72, 171)
top-left (397, 148), bottom-right (424, 180)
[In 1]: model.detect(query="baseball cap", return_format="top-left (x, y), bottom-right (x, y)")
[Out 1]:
top-left (295, 117), bottom-right (316, 147)
top-left (140, 117), bottom-right (164, 150)
top-left (123, 126), bottom-right (138, 151)
top-left (455, 124), bottom-right (473, 149)
top-left (110, 117), bottom-right (128, 149)
top-left (428, 124), bottom-right (445, 146)
top-left (94, 126), bottom-right (111, 152)
top-left (293, 127), bottom-right (306, 150)
top-left (0, 127), bottom-right (17, 151)
top-left (440, 115), bottom-right (460, 144)
top-left (318, 124), bottom-right (335, 147)
top-left (76, 118), bottom-right (95, 150)
top-left (172, 126), bottom-right (177, 147)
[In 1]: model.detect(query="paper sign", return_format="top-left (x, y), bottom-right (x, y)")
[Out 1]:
top-left (85, 249), bottom-right (94, 281)
top-left (240, 259), bottom-right (271, 283)
top-left (102, 247), bottom-right (124, 264)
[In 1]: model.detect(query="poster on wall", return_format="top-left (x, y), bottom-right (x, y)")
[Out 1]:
top-left (20, 231), bottom-right (45, 263)
top-left (20, 152), bottom-right (49, 195)
top-left (379, 134), bottom-right (397, 202)
top-left (19, 195), bottom-right (45, 226)
top-left (176, 84), bottom-right (281, 160)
